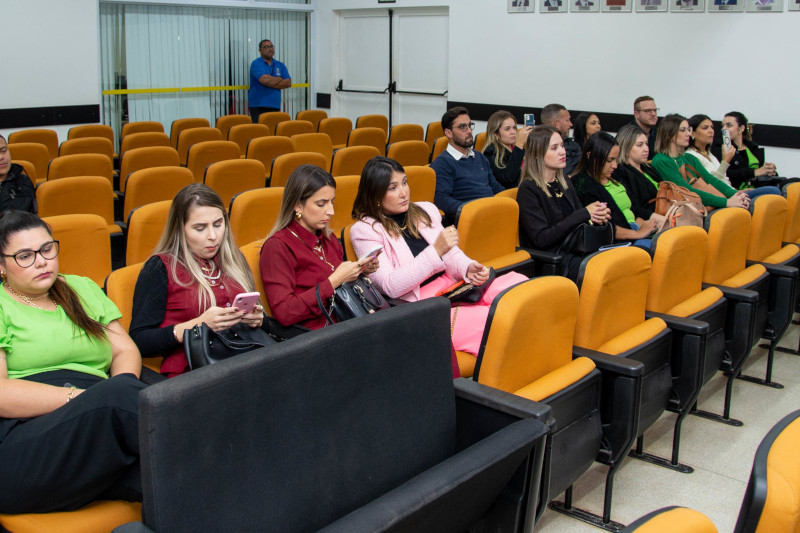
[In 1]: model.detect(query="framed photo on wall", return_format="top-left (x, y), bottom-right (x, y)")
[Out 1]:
top-left (670, 0), bottom-right (705, 12)
top-left (571, 0), bottom-right (600, 12)
top-left (602, 0), bottom-right (633, 11)
top-left (635, 0), bottom-right (668, 12)
top-left (745, 0), bottom-right (783, 11)
top-left (508, 0), bottom-right (535, 12)
top-left (790, 0), bottom-right (800, 10)
top-left (540, 0), bottom-right (568, 13)
top-left (708, 0), bottom-right (744, 11)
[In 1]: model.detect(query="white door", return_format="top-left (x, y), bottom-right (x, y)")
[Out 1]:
top-left (334, 7), bottom-right (449, 129)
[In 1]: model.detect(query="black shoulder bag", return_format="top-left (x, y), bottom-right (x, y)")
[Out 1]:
top-left (315, 276), bottom-right (390, 325)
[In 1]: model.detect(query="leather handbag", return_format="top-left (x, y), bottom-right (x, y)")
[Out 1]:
top-left (656, 201), bottom-right (706, 234)
top-left (316, 276), bottom-right (390, 325)
top-left (184, 322), bottom-right (276, 370)
top-left (559, 222), bottom-right (614, 255)
top-left (436, 268), bottom-right (497, 305)
top-left (681, 163), bottom-right (725, 211)
top-left (654, 181), bottom-right (704, 216)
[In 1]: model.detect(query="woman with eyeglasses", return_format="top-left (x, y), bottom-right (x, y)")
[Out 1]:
top-left (651, 114), bottom-right (750, 209)
top-left (0, 210), bottom-right (146, 514)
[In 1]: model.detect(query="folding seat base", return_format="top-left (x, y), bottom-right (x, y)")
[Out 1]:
top-left (549, 483), bottom-right (626, 532)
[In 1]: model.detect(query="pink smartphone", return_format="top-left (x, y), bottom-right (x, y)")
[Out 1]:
top-left (233, 292), bottom-right (261, 314)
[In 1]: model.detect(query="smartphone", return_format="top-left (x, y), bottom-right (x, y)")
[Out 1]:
top-left (435, 279), bottom-right (466, 297)
top-left (524, 113), bottom-right (535, 127)
top-left (722, 128), bottom-right (731, 150)
top-left (233, 292), bottom-right (261, 314)
top-left (358, 244), bottom-right (383, 263)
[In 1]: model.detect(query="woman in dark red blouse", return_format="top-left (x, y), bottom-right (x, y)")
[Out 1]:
top-left (260, 165), bottom-right (378, 329)
top-left (130, 184), bottom-right (263, 377)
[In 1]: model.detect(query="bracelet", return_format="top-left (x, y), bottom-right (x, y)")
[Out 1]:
top-left (66, 386), bottom-right (76, 403)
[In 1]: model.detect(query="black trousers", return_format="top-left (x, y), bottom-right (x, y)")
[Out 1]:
top-left (249, 106), bottom-right (279, 123)
top-left (0, 371), bottom-right (147, 514)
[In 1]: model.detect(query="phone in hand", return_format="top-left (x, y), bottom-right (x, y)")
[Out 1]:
top-left (232, 292), bottom-right (261, 314)
top-left (358, 244), bottom-right (383, 263)
top-left (722, 128), bottom-right (731, 150)
top-left (524, 113), bottom-right (535, 127)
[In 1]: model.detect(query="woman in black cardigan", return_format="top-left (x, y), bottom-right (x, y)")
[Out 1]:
top-left (517, 126), bottom-right (610, 278)
top-left (611, 124), bottom-right (666, 226)
top-left (482, 110), bottom-right (532, 189)
top-left (712, 111), bottom-right (778, 190)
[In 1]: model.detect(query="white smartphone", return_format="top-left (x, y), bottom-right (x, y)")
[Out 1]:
top-left (524, 113), bottom-right (535, 127)
top-left (722, 128), bottom-right (731, 150)
top-left (233, 292), bottom-right (261, 314)
top-left (358, 244), bottom-right (383, 263)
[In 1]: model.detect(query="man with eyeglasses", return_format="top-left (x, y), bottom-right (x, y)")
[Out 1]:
top-left (632, 96), bottom-right (659, 155)
top-left (430, 107), bottom-right (504, 223)
top-left (248, 39), bottom-right (292, 123)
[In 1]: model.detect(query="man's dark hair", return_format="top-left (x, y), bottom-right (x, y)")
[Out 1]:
top-left (540, 104), bottom-right (567, 127)
top-left (441, 107), bottom-right (469, 132)
top-left (258, 39), bottom-right (273, 49)
top-left (633, 96), bottom-right (654, 111)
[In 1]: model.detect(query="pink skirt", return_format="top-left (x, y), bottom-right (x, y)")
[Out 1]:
top-left (419, 272), bottom-right (528, 356)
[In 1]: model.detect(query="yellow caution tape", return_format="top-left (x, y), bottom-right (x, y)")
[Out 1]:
top-left (102, 83), bottom-right (310, 96)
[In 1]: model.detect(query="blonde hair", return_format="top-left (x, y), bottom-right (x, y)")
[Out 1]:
top-left (154, 184), bottom-right (255, 312)
top-left (484, 110), bottom-right (517, 170)
top-left (520, 125), bottom-right (569, 197)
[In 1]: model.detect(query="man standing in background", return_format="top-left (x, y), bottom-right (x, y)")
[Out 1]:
top-left (249, 39), bottom-right (292, 123)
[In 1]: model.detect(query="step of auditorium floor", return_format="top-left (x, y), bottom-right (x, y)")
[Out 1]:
top-left (535, 319), bottom-right (800, 533)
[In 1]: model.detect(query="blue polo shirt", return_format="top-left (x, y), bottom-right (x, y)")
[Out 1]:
top-left (249, 57), bottom-right (291, 109)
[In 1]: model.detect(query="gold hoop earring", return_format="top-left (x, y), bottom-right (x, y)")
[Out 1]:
top-left (295, 211), bottom-right (302, 220)
top-left (0, 271), bottom-right (5, 283)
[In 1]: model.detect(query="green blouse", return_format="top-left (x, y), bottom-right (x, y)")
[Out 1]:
top-left (604, 180), bottom-right (636, 224)
top-left (651, 152), bottom-right (736, 209)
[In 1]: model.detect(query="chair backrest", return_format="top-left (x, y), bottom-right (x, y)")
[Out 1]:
top-left (58, 137), bottom-right (114, 161)
top-left (11, 160), bottom-right (36, 184)
top-left (7, 142), bottom-right (50, 182)
top-left (295, 109), bottom-right (328, 130)
top-left (474, 277), bottom-right (581, 394)
top-left (455, 197), bottom-right (519, 264)
top-left (230, 188), bottom-right (283, 247)
top-left (245, 136), bottom-right (295, 179)
top-left (330, 146), bottom-right (380, 177)
top-left (474, 131), bottom-right (487, 152)
top-left (291, 133), bottom-right (333, 170)
top-left (275, 120), bottom-right (315, 138)
top-left (574, 247), bottom-right (652, 352)
top-left (8, 129), bottom-right (58, 159)
top-left (734, 409), bottom-right (800, 533)
top-left (355, 114), bottom-right (389, 136)
top-left (36, 176), bottom-right (116, 227)
top-left (121, 121), bottom-right (164, 139)
top-left (185, 140), bottom-right (240, 182)
top-left (330, 175), bottom-right (360, 234)
top-left (346, 127), bottom-right (386, 155)
top-left (126, 200), bottom-right (172, 265)
top-left (42, 214), bottom-right (111, 286)
top-left (318, 117), bottom-right (353, 149)
top-left (119, 146), bottom-right (180, 193)
top-left (257, 111), bottom-right (291, 133)
top-left (342, 223), bottom-right (358, 262)
top-left (228, 123), bottom-right (271, 156)
top-left (747, 194), bottom-right (789, 262)
top-left (215, 114), bottom-right (251, 140)
top-left (624, 507), bottom-right (719, 533)
top-left (47, 154), bottom-right (113, 186)
top-left (425, 121), bottom-right (444, 153)
top-left (782, 182), bottom-right (800, 243)
top-left (124, 166), bottom-right (194, 220)
top-left (647, 226), bottom-right (708, 314)
top-left (239, 239), bottom-right (268, 309)
top-left (703, 207), bottom-right (752, 285)
top-left (432, 136), bottom-right (449, 161)
top-left (386, 140), bottom-right (430, 167)
top-left (105, 262), bottom-right (145, 331)
top-left (405, 165), bottom-right (437, 204)
top-left (388, 123), bottom-right (424, 145)
top-left (495, 187), bottom-right (517, 200)
top-left (170, 118), bottom-right (210, 148)
top-left (204, 159), bottom-right (266, 209)
top-left (119, 132), bottom-right (171, 155)
top-left (176, 127), bottom-right (224, 166)
top-left (269, 152), bottom-right (327, 188)
top-left (68, 124), bottom-right (114, 144)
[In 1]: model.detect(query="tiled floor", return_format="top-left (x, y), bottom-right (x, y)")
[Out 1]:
top-left (534, 322), bottom-right (800, 532)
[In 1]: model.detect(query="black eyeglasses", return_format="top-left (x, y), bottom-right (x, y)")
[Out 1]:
top-left (454, 122), bottom-right (475, 132)
top-left (2, 241), bottom-right (60, 268)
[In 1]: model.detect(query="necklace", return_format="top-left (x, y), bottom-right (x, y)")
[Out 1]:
top-left (546, 181), bottom-right (564, 198)
top-left (199, 260), bottom-right (221, 286)
top-left (288, 228), bottom-right (335, 271)
top-left (4, 283), bottom-right (55, 310)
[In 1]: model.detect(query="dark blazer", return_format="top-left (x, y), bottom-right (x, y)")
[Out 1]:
top-left (483, 144), bottom-right (525, 190)
top-left (571, 171), bottom-right (630, 240)
top-left (517, 179), bottom-right (588, 251)
top-left (711, 139), bottom-right (765, 190)
top-left (612, 163), bottom-right (663, 220)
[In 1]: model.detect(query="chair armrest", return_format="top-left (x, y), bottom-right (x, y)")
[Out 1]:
top-left (702, 283), bottom-right (759, 303)
top-left (572, 347), bottom-right (644, 377)
top-left (746, 260), bottom-right (799, 279)
top-left (645, 311), bottom-right (709, 335)
top-left (113, 523), bottom-right (156, 533)
top-left (116, 221), bottom-right (128, 233)
top-left (522, 248), bottom-right (563, 265)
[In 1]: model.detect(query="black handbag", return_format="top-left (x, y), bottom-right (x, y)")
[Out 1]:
top-left (183, 322), bottom-right (276, 370)
top-left (315, 276), bottom-right (390, 325)
top-left (437, 267), bottom-right (497, 304)
top-left (559, 223), bottom-right (614, 255)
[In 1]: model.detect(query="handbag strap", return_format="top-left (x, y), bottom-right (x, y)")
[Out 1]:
top-left (314, 284), bottom-right (335, 326)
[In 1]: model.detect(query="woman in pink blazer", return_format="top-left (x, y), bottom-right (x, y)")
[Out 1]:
top-left (350, 156), bottom-right (527, 356)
